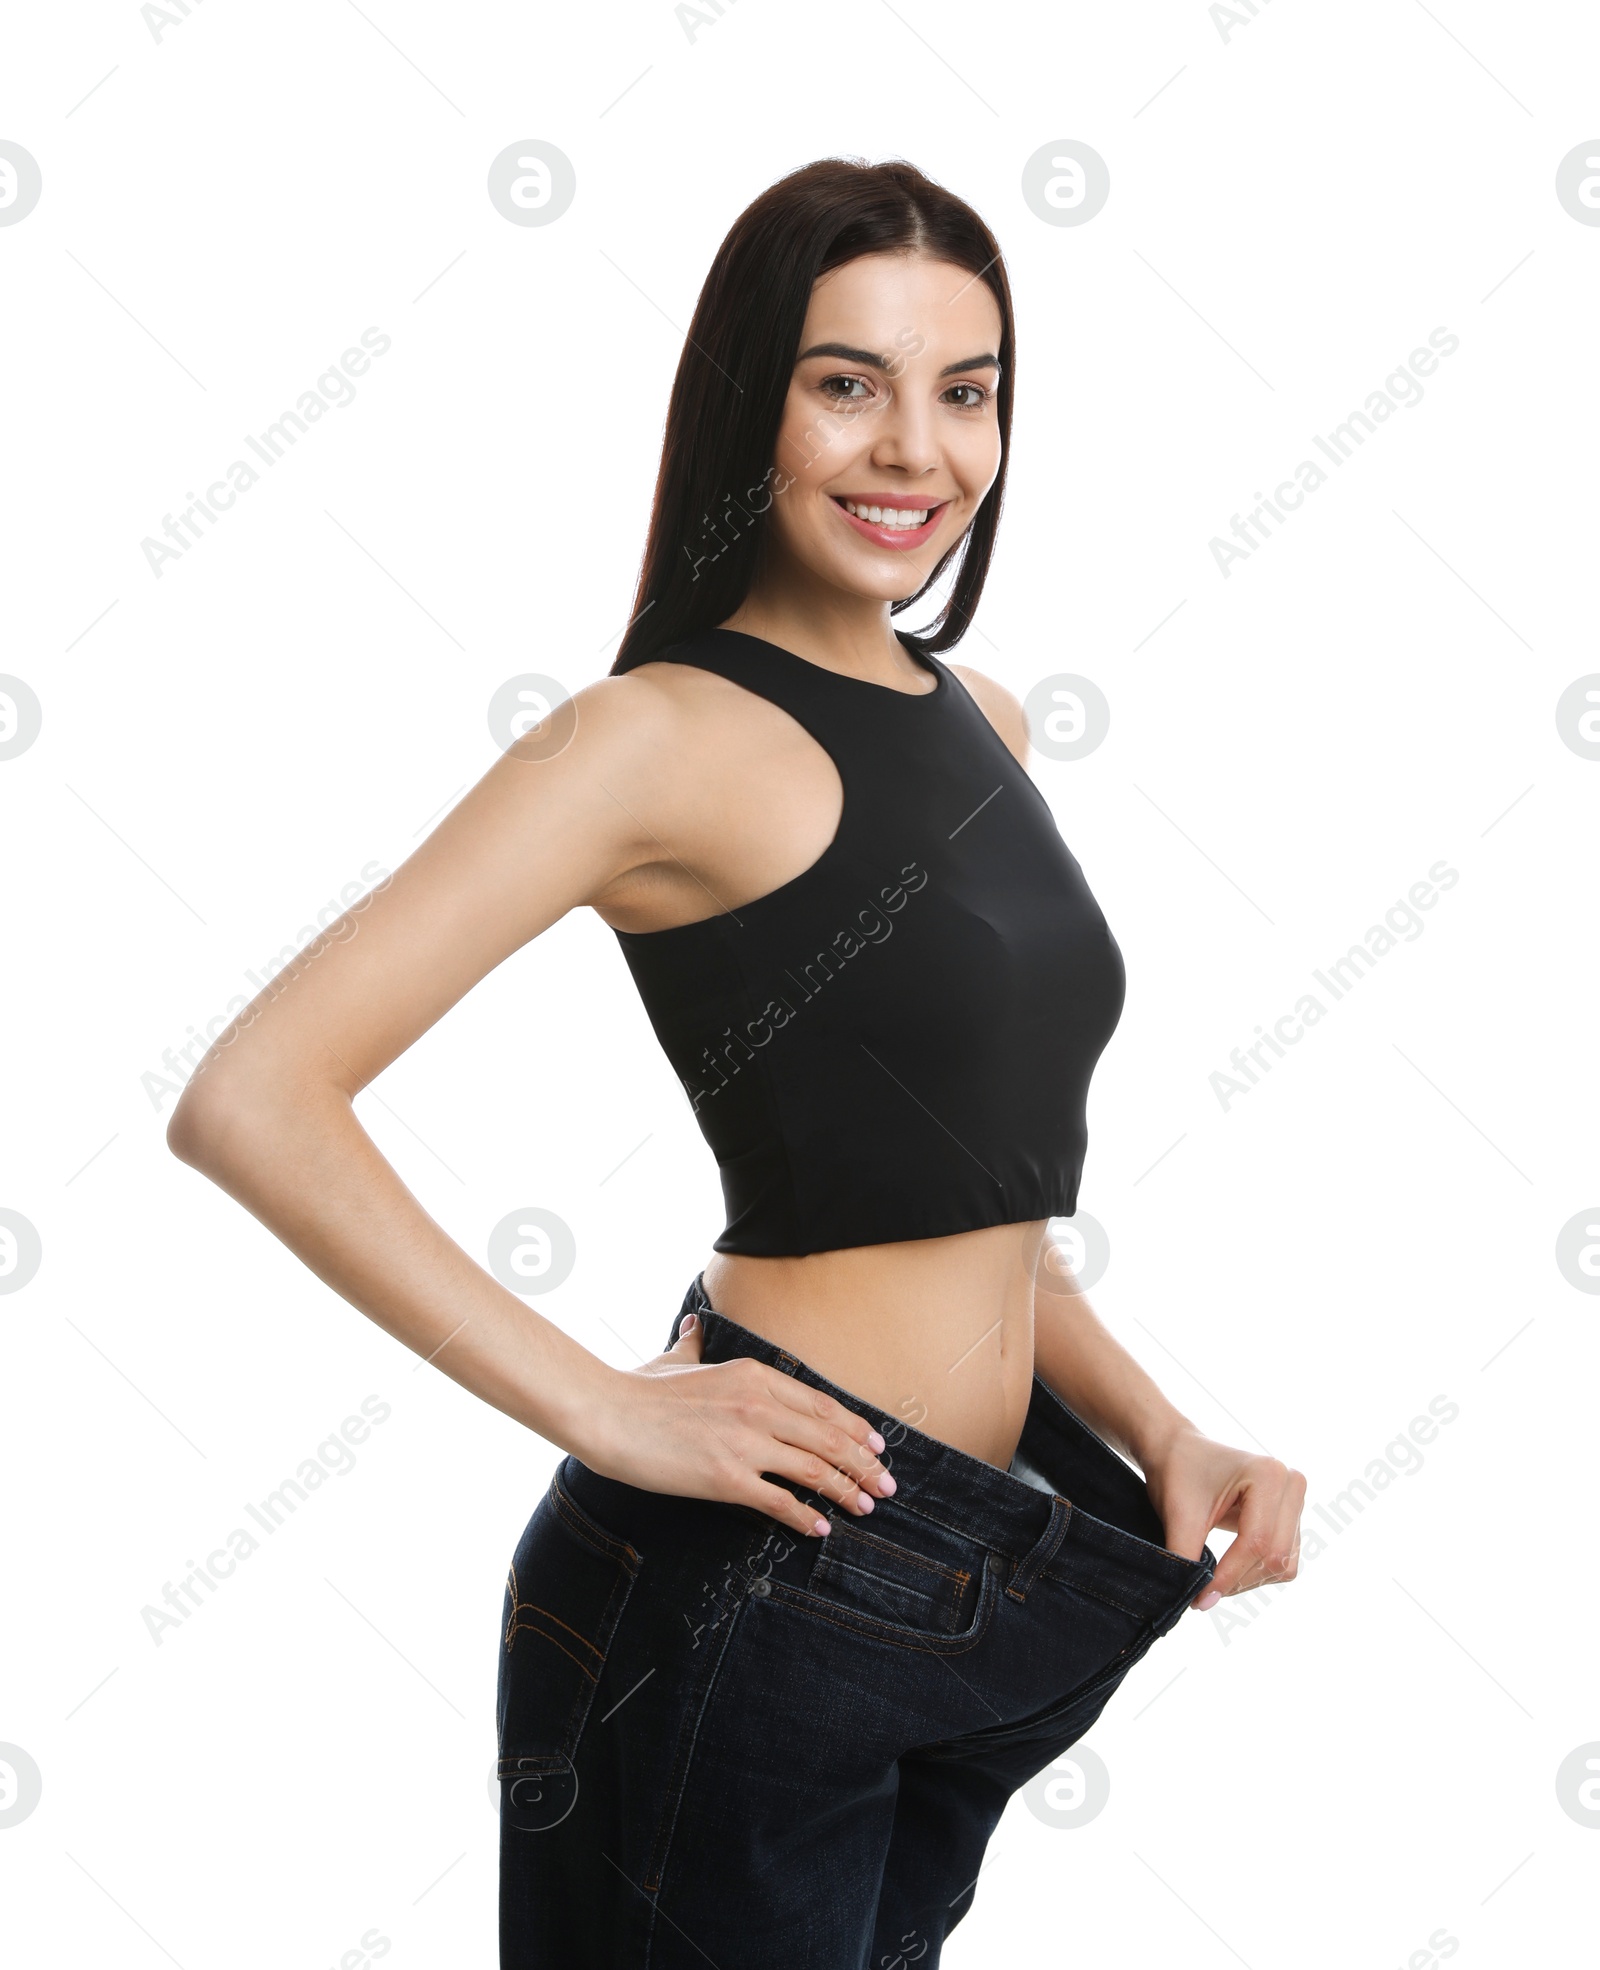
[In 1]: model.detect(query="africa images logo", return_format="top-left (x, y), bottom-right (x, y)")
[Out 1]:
top-left (1207, 328), bottom-right (1460, 577)
top-left (675, 861), bottom-right (929, 1112)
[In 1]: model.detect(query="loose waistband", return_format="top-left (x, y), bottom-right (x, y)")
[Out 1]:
top-left (673, 1273), bottom-right (1215, 1620)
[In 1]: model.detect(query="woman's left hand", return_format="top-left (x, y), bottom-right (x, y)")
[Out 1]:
top-left (1141, 1428), bottom-right (1308, 1610)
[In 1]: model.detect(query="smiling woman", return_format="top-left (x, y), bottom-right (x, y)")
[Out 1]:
top-left (167, 154), bottom-right (1302, 1970)
top-left (611, 159), bottom-right (1015, 676)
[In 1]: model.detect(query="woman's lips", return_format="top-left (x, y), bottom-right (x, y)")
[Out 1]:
top-left (830, 496), bottom-right (949, 550)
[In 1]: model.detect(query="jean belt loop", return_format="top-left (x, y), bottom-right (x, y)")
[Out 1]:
top-left (686, 1275), bottom-right (721, 1343)
top-left (1006, 1494), bottom-right (1072, 1604)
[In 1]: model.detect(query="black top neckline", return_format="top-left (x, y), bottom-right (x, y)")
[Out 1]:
top-left (706, 626), bottom-right (947, 702)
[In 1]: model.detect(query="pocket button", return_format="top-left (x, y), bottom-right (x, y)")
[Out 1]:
top-left (749, 1577), bottom-right (772, 1598)
top-left (986, 1552), bottom-right (1008, 1576)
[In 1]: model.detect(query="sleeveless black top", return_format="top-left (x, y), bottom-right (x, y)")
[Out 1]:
top-left (610, 628), bottom-right (1125, 1256)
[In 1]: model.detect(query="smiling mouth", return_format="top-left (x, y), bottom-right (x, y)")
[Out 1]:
top-left (830, 496), bottom-right (949, 544)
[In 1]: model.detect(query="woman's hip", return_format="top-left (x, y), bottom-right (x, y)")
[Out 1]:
top-left (499, 1273), bottom-right (1218, 1766)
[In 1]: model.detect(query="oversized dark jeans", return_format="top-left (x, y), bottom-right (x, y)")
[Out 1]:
top-left (498, 1274), bottom-right (1217, 1967)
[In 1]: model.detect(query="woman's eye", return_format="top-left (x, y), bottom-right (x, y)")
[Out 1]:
top-left (943, 383), bottom-right (990, 409)
top-left (819, 374), bottom-right (873, 403)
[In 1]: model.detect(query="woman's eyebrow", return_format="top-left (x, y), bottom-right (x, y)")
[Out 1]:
top-left (794, 341), bottom-right (893, 372)
top-left (795, 341), bottom-right (1002, 378)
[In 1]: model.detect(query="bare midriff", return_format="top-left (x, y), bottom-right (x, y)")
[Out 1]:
top-left (701, 1217), bottom-right (1050, 1470)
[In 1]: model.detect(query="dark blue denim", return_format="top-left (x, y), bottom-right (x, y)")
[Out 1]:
top-left (498, 1274), bottom-right (1217, 1967)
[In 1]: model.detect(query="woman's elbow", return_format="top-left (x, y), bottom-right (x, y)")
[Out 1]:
top-left (166, 1063), bottom-right (233, 1172)
top-left (168, 1052), bottom-right (341, 1176)
top-left (166, 1055), bottom-right (270, 1174)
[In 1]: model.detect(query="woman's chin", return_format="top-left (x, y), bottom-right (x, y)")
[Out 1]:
top-left (813, 552), bottom-right (942, 604)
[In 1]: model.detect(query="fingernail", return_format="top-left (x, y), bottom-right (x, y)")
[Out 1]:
top-left (681, 1313), bottom-right (697, 1333)
top-left (1196, 1589), bottom-right (1221, 1610)
top-left (857, 1493), bottom-right (875, 1512)
top-left (877, 1472), bottom-right (897, 1495)
top-left (868, 1429), bottom-right (886, 1453)
top-left (814, 1517), bottom-right (831, 1537)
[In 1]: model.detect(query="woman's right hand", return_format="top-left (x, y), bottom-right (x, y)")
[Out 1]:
top-left (580, 1313), bottom-right (898, 1538)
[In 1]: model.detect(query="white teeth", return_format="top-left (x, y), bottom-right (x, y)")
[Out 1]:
top-left (843, 501), bottom-right (931, 529)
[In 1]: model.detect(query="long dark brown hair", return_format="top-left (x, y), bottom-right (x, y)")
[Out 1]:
top-left (609, 158), bottom-right (1014, 674)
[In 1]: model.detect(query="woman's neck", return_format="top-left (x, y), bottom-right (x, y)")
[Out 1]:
top-left (721, 576), bottom-right (919, 687)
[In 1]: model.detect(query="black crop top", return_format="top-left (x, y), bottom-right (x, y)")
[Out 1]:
top-left (610, 628), bottom-right (1126, 1256)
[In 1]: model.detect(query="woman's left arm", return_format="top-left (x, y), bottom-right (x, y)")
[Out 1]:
top-left (950, 669), bottom-right (1307, 1610)
top-left (1031, 1251), bottom-right (1306, 1610)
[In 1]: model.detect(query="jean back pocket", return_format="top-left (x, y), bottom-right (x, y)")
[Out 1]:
top-left (497, 1463), bottom-right (641, 1784)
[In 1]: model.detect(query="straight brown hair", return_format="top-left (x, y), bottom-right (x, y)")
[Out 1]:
top-left (609, 157), bottom-right (1014, 674)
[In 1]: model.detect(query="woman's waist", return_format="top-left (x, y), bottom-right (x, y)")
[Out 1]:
top-left (576, 1268), bottom-right (1212, 1623)
top-left (698, 1220), bottom-right (1048, 1468)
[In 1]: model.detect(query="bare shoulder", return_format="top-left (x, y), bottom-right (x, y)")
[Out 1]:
top-left (558, 660), bottom-right (735, 787)
top-left (593, 654), bottom-right (823, 771)
top-left (947, 662), bottom-right (1030, 767)
top-left (426, 662), bottom-right (729, 884)
top-left (553, 653), bottom-right (812, 849)
top-left (587, 657), bottom-right (750, 736)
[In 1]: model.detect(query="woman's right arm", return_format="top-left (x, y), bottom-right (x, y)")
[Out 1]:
top-left (166, 674), bottom-right (892, 1538)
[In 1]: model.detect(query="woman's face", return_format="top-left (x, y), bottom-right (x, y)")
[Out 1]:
top-left (763, 251), bottom-right (1004, 604)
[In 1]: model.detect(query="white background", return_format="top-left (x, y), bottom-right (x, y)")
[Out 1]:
top-left (3, 1), bottom-right (1597, 1964)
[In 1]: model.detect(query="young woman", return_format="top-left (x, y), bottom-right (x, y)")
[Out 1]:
top-left (169, 158), bottom-right (1305, 1967)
